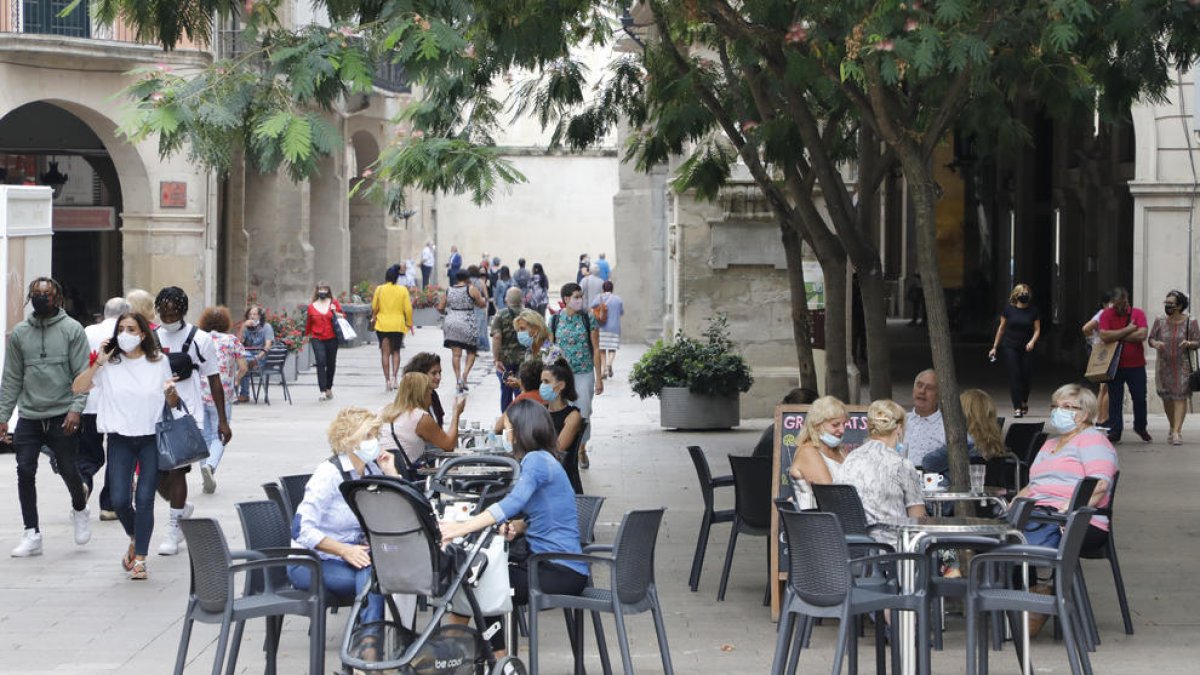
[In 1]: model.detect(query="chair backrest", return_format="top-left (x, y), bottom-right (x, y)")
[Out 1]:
top-left (262, 481), bottom-right (291, 521)
top-left (610, 508), bottom-right (666, 606)
top-left (729, 455), bottom-right (773, 530)
top-left (997, 417), bottom-right (1005, 430)
top-left (178, 518), bottom-right (235, 614)
top-left (1056, 507), bottom-right (1097, 590)
top-left (1067, 476), bottom-right (1100, 512)
top-left (279, 473), bottom-right (312, 518)
top-left (686, 446), bottom-right (716, 511)
top-left (263, 344), bottom-right (289, 368)
top-left (236, 500), bottom-right (292, 594)
top-left (1097, 470), bottom-right (1119, 517)
top-left (778, 509), bottom-right (852, 607)
top-left (1004, 422), bottom-right (1046, 463)
top-left (340, 477), bottom-right (445, 597)
top-left (575, 494), bottom-right (605, 546)
top-left (811, 483), bottom-right (870, 537)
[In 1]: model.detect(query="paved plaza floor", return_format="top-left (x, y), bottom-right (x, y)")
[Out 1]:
top-left (1, 324), bottom-right (1199, 673)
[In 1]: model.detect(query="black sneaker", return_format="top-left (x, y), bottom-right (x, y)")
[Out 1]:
top-left (1135, 429), bottom-right (1153, 443)
top-left (1107, 433), bottom-right (1121, 444)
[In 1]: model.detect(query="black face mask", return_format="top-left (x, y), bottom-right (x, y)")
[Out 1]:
top-left (1165, 305), bottom-right (1178, 315)
top-left (30, 295), bottom-right (54, 316)
top-left (1017, 294), bottom-right (1030, 304)
top-left (317, 291), bottom-right (331, 300)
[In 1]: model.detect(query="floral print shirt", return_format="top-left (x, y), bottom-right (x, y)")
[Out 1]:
top-left (551, 312), bottom-right (594, 374)
top-left (201, 331), bottom-right (247, 404)
top-left (838, 439), bottom-right (925, 546)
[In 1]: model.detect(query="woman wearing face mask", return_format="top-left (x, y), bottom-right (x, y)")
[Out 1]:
top-left (289, 408), bottom-right (400, 645)
top-left (513, 309), bottom-right (564, 364)
top-left (1017, 384), bottom-right (1117, 549)
top-left (1148, 290), bottom-right (1199, 445)
top-left (72, 312), bottom-right (179, 580)
top-left (988, 283), bottom-right (1041, 418)
top-left (787, 395), bottom-right (848, 510)
top-left (304, 282), bottom-right (344, 401)
top-left (542, 359), bottom-right (585, 494)
top-left (236, 304), bottom-right (274, 403)
top-left (378, 373), bottom-right (466, 470)
top-left (838, 399), bottom-right (927, 547)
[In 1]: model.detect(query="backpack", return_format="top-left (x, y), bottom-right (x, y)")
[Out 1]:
top-left (164, 326), bottom-right (206, 381)
top-left (592, 296), bottom-right (608, 324)
top-left (550, 312), bottom-right (594, 357)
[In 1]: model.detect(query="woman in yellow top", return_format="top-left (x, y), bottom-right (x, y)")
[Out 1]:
top-left (371, 265), bottom-right (413, 391)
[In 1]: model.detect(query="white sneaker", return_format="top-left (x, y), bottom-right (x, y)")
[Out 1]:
top-left (71, 507), bottom-right (92, 545)
top-left (182, 502), bottom-right (195, 519)
top-left (200, 465), bottom-right (216, 494)
top-left (11, 529), bottom-right (43, 557)
top-left (157, 524), bottom-right (185, 556)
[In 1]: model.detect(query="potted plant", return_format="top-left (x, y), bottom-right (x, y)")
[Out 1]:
top-left (630, 315), bottom-right (754, 429)
top-left (263, 306), bottom-right (307, 383)
top-left (411, 284), bottom-right (443, 327)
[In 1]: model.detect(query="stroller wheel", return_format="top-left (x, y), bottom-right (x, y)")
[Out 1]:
top-left (490, 656), bottom-right (527, 675)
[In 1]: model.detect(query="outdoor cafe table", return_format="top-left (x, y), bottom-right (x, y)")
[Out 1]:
top-left (875, 516), bottom-right (1029, 675)
top-left (920, 486), bottom-right (1009, 512)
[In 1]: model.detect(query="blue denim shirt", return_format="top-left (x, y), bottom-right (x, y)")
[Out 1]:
top-left (487, 450), bottom-right (586, 575)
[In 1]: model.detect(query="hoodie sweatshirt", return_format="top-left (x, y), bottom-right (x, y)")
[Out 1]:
top-left (0, 309), bottom-right (90, 422)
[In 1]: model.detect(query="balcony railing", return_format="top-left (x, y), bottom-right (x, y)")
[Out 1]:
top-left (1, 0), bottom-right (200, 48)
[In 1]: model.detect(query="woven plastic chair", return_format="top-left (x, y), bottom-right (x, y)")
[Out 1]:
top-left (1026, 477), bottom-right (1100, 649)
top-left (253, 344), bottom-right (292, 405)
top-left (278, 473), bottom-right (312, 522)
top-left (810, 483), bottom-right (893, 556)
top-left (1078, 471), bottom-right (1133, 635)
top-left (771, 509), bottom-right (931, 675)
top-left (685, 446), bottom-right (734, 592)
top-left (575, 494), bottom-right (606, 547)
top-left (172, 518), bottom-right (325, 675)
top-left (717, 455), bottom-right (773, 603)
top-left (1005, 422), bottom-right (1045, 464)
top-left (965, 508), bottom-right (1098, 675)
top-left (261, 481), bottom-right (291, 523)
top-left (527, 508), bottom-right (672, 675)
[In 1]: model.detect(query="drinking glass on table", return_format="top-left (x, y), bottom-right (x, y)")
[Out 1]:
top-left (969, 465), bottom-right (986, 492)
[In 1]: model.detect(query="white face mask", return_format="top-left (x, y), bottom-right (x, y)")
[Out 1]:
top-left (567, 297), bottom-right (584, 312)
top-left (117, 333), bottom-right (142, 353)
top-left (354, 438), bottom-right (382, 464)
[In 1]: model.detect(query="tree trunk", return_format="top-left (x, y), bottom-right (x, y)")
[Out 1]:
top-left (858, 270), bottom-right (892, 400)
top-left (822, 254), bottom-right (851, 401)
top-left (781, 223), bottom-right (820, 392)
top-left (904, 162), bottom-right (970, 491)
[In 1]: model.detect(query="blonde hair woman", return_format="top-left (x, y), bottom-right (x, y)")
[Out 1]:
top-left (513, 308), bottom-right (565, 366)
top-left (787, 396), bottom-right (848, 509)
top-left (379, 372), bottom-right (465, 463)
top-left (288, 408), bottom-right (399, 637)
top-left (839, 400), bottom-right (927, 543)
top-left (919, 388), bottom-right (1005, 475)
top-left (988, 283), bottom-right (1041, 417)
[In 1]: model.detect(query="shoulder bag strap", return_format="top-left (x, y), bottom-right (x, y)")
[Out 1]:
top-left (181, 326), bottom-right (206, 364)
top-left (389, 421), bottom-right (415, 478)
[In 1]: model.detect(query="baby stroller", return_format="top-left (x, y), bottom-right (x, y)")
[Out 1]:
top-left (338, 455), bottom-right (526, 674)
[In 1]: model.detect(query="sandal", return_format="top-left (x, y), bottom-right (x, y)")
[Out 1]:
top-left (130, 559), bottom-right (148, 580)
top-left (122, 544), bottom-right (136, 571)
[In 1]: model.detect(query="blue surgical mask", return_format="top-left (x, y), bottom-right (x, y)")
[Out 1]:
top-left (500, 431), bottom-right (514, 453)
top-left (895, 442), bottom-right (906, 457)
top-left (517, 331), bottom-right (533, 348)
top-left (539, 383), bottom-right (558, 402)
top-left (819, 432), bottom-right (843, 448)
top-left (1049, 407), bottom-right (1079, 435)
top-left (354, 438), bottom-right (382, 464)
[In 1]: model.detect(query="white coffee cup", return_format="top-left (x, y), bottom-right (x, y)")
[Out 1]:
top-left (923, 473), bottom-right (942, 490)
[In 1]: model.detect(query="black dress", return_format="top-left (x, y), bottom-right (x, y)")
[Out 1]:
top-left (549, 405), bottom-right (584, 494)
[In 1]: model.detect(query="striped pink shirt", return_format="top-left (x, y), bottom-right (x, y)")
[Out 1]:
top-left (1026, 428), bottom-right (1118, 531)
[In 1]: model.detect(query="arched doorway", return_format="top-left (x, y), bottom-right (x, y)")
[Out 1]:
top-left (0, 101), bottom-right (139, 322)
top-left (349, 130), bottom-right (388, 289)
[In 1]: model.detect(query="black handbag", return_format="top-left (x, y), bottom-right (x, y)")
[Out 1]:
top-left (1188, 321), bottom-right (1200, 393)
top-left (156, 401), bottom-right (210, 470)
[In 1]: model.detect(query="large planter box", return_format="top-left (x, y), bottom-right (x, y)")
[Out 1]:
top-left (295, 341), bottom-right (313, 373)
top-left (341, 303), bottom-right (372, 347)
top-left (659, 387), bottom-right (740, 430)
top-left (412, 307), bottom-right (442, 328)
top-left (284, 352), bottom-right (298, 383)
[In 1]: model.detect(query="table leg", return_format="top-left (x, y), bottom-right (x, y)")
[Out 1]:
top-left (898, 530), bottom-right (918, 675)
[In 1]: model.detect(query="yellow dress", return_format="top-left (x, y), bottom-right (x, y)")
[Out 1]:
top-left (371, 283), bottom-right (413, 333)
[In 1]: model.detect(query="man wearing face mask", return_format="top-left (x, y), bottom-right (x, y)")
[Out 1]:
top-left (491, 287), bottom-right (526, 413)
top-left (153, 286), bottom-right (230, 556)
top-left (2, 277), bottom-right (93, 557)
top-left (1098, 286), bottom-right (1151, 443)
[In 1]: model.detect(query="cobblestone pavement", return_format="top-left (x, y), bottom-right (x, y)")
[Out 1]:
top-left (1, 324), bottom-right (1198, 674)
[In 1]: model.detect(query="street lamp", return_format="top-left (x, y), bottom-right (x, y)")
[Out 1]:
top-left (40, 158), bottom-right (68, 198)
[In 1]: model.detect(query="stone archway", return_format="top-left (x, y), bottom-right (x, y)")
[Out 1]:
top-left (349, 130), bottom-right (389, 290)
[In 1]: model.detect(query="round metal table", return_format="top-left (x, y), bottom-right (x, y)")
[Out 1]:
top-left (919, 487), bottom-right (1009, 512)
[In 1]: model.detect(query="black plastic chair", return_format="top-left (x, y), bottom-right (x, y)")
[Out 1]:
top-left (771, 509), bottom-right (931, 675)
top-left (527, 508), bottom-right (672, 675)
top-left (717, 455), bottom-right (773, 603)
top-left (172, 518), bottom-right (325, 675)
top-left (576, 494), bottom-right (606, 546)
top-left (810, 483), bottom-right (893, 555)
top-left (1026, 477), bottom-right (1100, 649)
top-left (686, 445), bottom-right (735, 592)
top-left (966, 508), bottom-right (1098, 675)
top-left (1005, 422), bottom-right (1045, 464)
top-left (278, 473), bottom-right (312, 521)
top-left (254, 344), bottom-right (292, 405)
top-left (261, 481), bottom-right (291, 523)
top-left (1079, 471), bottom-right (1133, 635)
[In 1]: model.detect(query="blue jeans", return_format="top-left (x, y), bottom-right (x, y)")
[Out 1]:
top-left (497, 362), bottom-right (520, 413)
top-left (1106, 365), bottom-right (1147, 437)
top-left (1023, 519), bottom-right (1062, 548)
top-left (201, 402), bottom-right (234, 471)
top-left (106, 433), bottom-right (159, 556)
top-left (240, 353), bottom-right (266, 397)
top-left (288, 558), bottom-right (383, 625)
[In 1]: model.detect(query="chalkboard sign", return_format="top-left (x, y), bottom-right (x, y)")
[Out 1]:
top-left (769, 404), bottom-right (870, 619)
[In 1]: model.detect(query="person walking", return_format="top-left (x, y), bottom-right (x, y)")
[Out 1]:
top-left (197, 306), bottom-right (247, 494)
top-left (420, 241), bottom-right (435, 288)
top-left (527, 262), bottom-right (550, 317)
top-left (513, 258), bottom-right (532, 292)
top-left (2, 277), bottom-right (92, 557)
top-left (550, 283), bottom-right (604, 470)
top-left (1148, 290), bottom-right (1199, 445)
top-left (595, 252), bottom-right (611, 281)
top-left (81, 296), bottom-right (129, 521)
top-left (493, 266), bottom-right (513, 314)
top-left (305, 281), bottom-right (345, 401)
top-left (579, 264), bottom-right (604, 310)
top-left (154, 286), bottom-right (229, 555)
top-left (72, 312), bottom-right (179, 579)
top-left (446, 245), bottom-right (462, 281)
top-left (988, 283), bottom-right (1041, 418)
top-left (236, 304), bottom-right (274, 403)
top-left (438, 270), bottom-right (487, 393)
top-left (371, 265), bottom-right (414, 391)
top-left (470, 266), bottom-right (491, 353)
top-left (491, 287), bottom-right (526, 413)
top-left (591, 280), bottom-right (624, 379)
top-left (1099, 286), bottom-right (1151, 443)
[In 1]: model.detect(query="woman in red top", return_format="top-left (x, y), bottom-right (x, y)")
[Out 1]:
top-left (304, 281), bottom-right (344, 401)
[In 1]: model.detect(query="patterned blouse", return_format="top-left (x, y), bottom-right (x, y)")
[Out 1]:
top-left (552, 312), bottom-right (594, 374)
top-left (201, 331), bottom-right (246, 404)
top-left (839, 439), bottom-right (925, 543)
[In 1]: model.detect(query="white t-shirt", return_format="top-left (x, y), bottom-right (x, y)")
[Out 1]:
top-left (82, 318), bottom-right (117, 415)
top-left (156, 324), bottom-right (220, 433)
top-left (421, 246), bottom-right (435, 267)
top-left (93, 355), bottom-right (173, 436)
